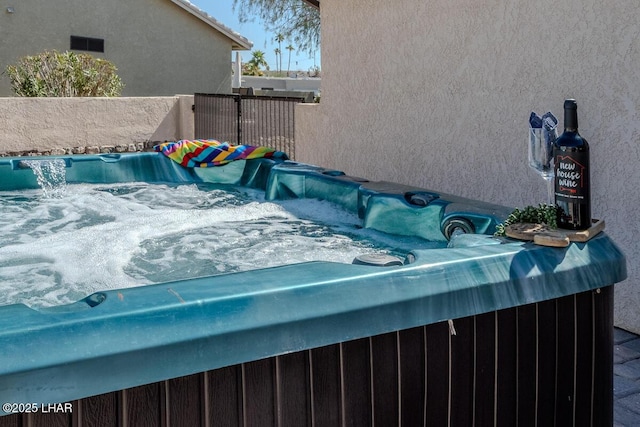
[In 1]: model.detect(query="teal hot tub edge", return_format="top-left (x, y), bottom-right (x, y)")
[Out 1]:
top-left (0, 153), bottom-right (628, 422)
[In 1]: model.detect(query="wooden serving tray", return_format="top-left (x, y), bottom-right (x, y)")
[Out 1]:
top-left (505, 219), bottom-right (605, 247)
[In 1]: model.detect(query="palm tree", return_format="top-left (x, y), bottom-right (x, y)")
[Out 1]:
top-left (274, 48), bottom-right (281, 74)
top-left (275, 33), bottom-right (285, 75)
top-left (252, 50), bottom-right (268, 68)
top-left (286, 44), bottom-right (295, 75)
top-left (243, 50), bottom-right (268, 76)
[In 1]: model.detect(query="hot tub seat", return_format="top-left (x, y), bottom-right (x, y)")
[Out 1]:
top-left (264, 161), bottom-right (512, 241)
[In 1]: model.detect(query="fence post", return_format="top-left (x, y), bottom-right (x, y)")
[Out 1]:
top-left (236, 94), bottom-right (242, 145)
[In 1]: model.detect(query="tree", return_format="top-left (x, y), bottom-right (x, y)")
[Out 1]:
top-left (286, 44), bottom-right (295, 75)
top-left (274, 48), bottom-right (281, 74)
top-left (275, 33), bottom-right (285, 74)
top-left (243, 50), bottom-right (269, 76)
top-left (5, 50), bottom-right (123, 97)
top-left (233, 0), bottom-right (320, 56)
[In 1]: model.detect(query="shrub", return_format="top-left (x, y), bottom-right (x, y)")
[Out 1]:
top-left (5, 50), bottom-right (124, 97)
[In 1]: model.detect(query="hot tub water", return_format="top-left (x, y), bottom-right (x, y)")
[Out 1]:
top-left (0, 160), bottom-right (443, 308)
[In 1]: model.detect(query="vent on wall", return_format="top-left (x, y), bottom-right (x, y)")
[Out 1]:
top-left (70, 36), bottom-right (105, 53)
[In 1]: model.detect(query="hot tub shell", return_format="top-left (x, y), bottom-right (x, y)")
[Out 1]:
top-left (0, 153), bottom-right (627, 426)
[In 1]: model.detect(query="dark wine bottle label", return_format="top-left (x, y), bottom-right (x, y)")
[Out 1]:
top-left (554, 151), bottom-right (589, 201)
top-left (554, 149), bottom-right (591, 229)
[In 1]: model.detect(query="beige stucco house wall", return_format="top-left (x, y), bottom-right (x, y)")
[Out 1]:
top-left (0, 0), bottom-right (251, 96)
top-left (296, 0), bottom-right (640, 333)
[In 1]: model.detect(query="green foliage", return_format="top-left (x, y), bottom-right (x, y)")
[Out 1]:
top-left (243, 50), bottom-right (269, 76)
top-left (233, 0), bottom-right (320, 56)
top-left (494, 204), bottom-right (558, 237)
top-left (5, 50), bottom-right (124, 97)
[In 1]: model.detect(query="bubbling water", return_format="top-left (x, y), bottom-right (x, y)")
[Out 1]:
top-left (0, 181), bottom-right (443, 308)
top-left (19, 159), bottom-right (67, 198)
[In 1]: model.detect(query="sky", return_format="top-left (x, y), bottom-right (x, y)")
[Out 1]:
top-left (194, 0), bottom-right (320, 72)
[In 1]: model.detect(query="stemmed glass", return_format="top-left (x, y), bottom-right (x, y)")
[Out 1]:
top-left (528, 125), bottom-right (556, 205)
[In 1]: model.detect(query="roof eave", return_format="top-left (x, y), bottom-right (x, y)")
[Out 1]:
top-left (169, 0), bottom-right (253, 50)
top-left (302, 0), bottom-right (320, 8)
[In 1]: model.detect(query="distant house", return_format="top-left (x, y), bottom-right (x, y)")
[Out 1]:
top-left (0, 0), bottom-right (252, 96)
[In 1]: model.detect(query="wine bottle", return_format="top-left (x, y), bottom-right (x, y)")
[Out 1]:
top-left (553, 99), bottom-right (591, 230)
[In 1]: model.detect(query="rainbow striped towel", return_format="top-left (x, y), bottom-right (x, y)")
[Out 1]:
top-left (154, 139), bottom-right (288, 167)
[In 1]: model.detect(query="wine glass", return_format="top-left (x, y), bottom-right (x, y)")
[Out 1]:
top-left (528, 126), bottom-right (555, 205)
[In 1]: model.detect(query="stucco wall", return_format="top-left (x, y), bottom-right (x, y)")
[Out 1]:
top-left (296, 0), bottom-right (640, 333)
top-left (0, 96), bottom-right (194, 154)
top-left (0, 0), bottom-right (234, 96)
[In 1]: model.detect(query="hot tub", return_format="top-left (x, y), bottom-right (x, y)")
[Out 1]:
top-left (0, 153), bottom-right (627, 426)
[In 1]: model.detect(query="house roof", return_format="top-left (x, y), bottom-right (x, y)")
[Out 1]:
top-left (169, 0), bottom-right (253, 50)
top-left (302, 0), bottom-right (320, 7)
